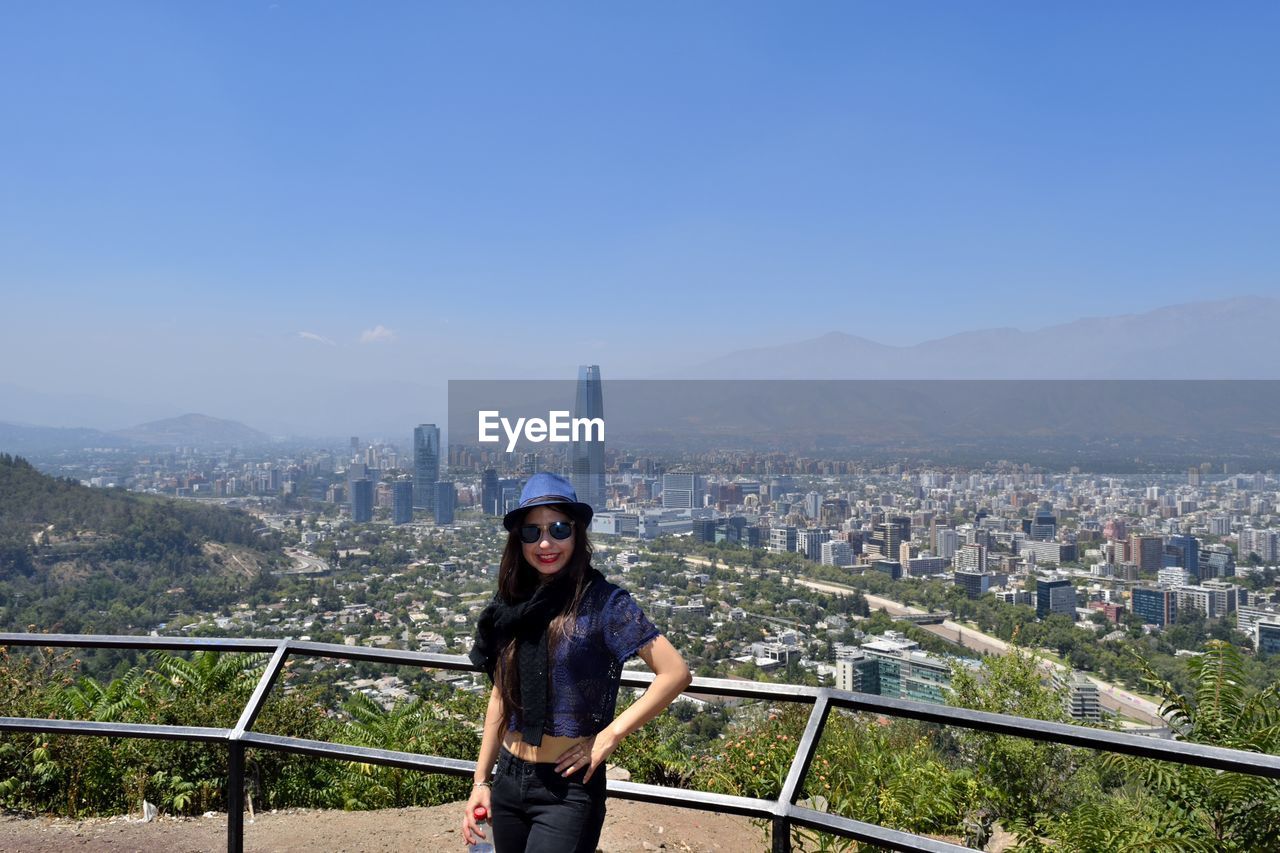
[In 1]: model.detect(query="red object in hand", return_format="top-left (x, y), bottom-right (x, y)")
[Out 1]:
top-left (469, 805), bottom-right (494, 852)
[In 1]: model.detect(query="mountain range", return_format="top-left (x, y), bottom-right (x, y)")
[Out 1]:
top-left (0, 414), bottom-right (270, 453)
top-left (2, 296), bottom-right (1278, 446)
top-left (686, 296), bottom-right (1280, 379)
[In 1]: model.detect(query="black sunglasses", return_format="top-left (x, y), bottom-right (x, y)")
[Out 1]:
top-left (519, 521), bottom-right (574, 543)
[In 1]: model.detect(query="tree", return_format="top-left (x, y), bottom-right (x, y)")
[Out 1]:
top-left (947, 648), bottom-right (1101, 831)
top-left (1097, 641), bottom-right (1280, 851)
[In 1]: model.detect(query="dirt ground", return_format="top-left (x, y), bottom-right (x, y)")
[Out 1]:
top-left (0, 800), bottom-right (768, 852)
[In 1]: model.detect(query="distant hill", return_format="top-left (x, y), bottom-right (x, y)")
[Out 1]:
top-left (689, 296), bottom-right (1280, 379)
top-left (0, 422), bottom-right (131, 453)
top-left (113, 413), bottom-right (271, 447)
top-left (0, 454), bottom-right (281, 633)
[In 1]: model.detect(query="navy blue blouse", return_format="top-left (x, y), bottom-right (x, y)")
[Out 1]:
top-left (508, 577), bottom-right (659, 739)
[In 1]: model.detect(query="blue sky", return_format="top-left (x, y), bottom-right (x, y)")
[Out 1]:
top-left (2, 3), bottom-right (1278, 432)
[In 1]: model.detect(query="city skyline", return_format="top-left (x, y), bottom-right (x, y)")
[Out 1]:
top-left (3, 5), bottom-right (1279, 435)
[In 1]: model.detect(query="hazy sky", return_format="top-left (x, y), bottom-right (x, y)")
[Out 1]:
top-left (2, 3), bottom-right (1278, 433)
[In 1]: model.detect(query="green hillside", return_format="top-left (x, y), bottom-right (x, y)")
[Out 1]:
top-left (0, 454), bottom-right (282, 633)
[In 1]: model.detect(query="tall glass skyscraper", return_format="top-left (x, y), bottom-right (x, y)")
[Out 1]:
top-left (569, 365), bottom-right (605, 512)
top-left (413, 424), bottom-right (440, 514)
top-left (392, 479), bottom-right (414, 525)
top-left (481, 468), bottom-right (499, 515)
top-left (434, 481), bottom-right (456, 525)
top-left (351, 478), bottom-right (374, 523)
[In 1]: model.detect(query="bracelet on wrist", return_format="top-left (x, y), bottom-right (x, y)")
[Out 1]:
top-left (472, 780), bottom-right (491, 789)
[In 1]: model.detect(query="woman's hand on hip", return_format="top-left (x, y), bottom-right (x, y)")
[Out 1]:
top-left (555, 730), bottom-right (619, 783)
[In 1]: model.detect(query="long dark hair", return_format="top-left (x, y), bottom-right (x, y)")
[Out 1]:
top-left (494, 511), bottom-right (595, 720)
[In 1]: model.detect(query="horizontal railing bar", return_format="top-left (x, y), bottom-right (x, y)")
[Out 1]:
top-left (0, 633), bottom-right (280, 652)
top-left (606, 779), bottom-right (779, 819)
top-left (283, 641), bottom-right (479, 671)
top-left (0, 716), bottom-right (230, 742)
top-left (238, 731), bottom-right (476, 776)
top-left (633, 671), bottom-right (824, 702)
top-left (824, 689), bottom-right (1280, 778)
top-left (786, 804), bottom-right (977, 853)
top-left (4, 633), bottom-right (1277, 783)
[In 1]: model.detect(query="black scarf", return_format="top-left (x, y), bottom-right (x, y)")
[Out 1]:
top-left (469, 567), bottom-right (603, 746)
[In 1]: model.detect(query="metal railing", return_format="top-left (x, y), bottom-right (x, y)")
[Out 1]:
top-left (2, 632), bottom-right (1278, 853)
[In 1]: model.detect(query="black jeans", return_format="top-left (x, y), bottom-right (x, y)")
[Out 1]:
top-left (490, 747), bottom-right (607, 853)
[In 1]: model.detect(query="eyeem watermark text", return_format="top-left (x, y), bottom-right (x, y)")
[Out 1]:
top-left (478, 410), bottom-right (605, 452)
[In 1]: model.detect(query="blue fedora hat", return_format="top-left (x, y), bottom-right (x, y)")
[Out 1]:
top-left (502, 472), bottom-right (595, 530)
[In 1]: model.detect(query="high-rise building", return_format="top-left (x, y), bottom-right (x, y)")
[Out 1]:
top-left (1174, 582), bottom-right (1239, 620)
top-left (1036, 577), bottom-right (1075, 619)
top-left (1198, 544), bottom-right (1236, 580)
top-left (1164, 534), bottom-right (1200, 579)
top-left (1241, 528), bottom-right (1280, 562)
top-left (1028, 507), bottom-right (1057, 542)
top-left (820, 540), bottom-right (854, 567)
top-left (955, 543), bottom-right (987, 573)
top-left (662, 473), bottom-right (705, 509)
top-left (434, 481), bottom-right (456, 525)
top-left (1131, 586), bottom-right (1177, 626)
top-left (481, 469), bottom-right (500, 516)
top-left (498, 477), bottom-right (523, 515)
top-left (856, 632), bottom-right (952, 704)
top-left (569, 365), bottom-right (606, 513)
top-left (1257, 622), bottom-right (1280, 656)
top-left (769, 526), bottom-right (798, 553)
top-left (351, 478), bottom-right (374, 523)
top-left (413, 424), bottom-right (440, 513)
top-left (1129, 535), bottom-right (1164, 573)
top-left (955, 570), bottom-right (993, 599)
top-left (797, 528), bottom-right (831, 561)
top-left (935, 528), bottom-right (959, 560)
top-left (392, 480), bottom-right (414, 525)
top-left (868, 522), bottom-right (904, 561)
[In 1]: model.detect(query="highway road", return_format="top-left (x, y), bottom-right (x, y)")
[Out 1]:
top-left (279, 549), bottom-right (332, 575)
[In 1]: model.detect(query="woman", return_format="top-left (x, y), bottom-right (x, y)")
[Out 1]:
top-left (463, 472), bottom-right (691, 852)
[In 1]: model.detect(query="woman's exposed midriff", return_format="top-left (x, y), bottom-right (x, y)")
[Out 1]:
top-left (502, 730), bottom-right (591, 764)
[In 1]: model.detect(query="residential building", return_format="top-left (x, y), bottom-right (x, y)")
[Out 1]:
top-left (1054, 670), bottom-right (1103, 722)
top-left (955, 542), bottom-right (987, 574)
